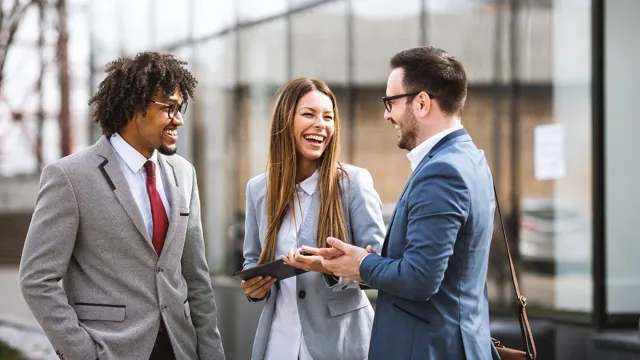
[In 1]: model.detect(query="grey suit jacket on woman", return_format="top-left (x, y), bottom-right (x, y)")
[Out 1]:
top-left (242, 164), bottom-right (386, 360)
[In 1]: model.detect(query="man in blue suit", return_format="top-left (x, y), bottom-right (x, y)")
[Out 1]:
top-left (309, 46), bottom-right (500, 360)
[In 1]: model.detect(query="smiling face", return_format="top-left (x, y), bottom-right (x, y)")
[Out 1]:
top-left (262, 78), bottom-right (347, 265)
top-left (384, 68), bottom-right (420, 151)
top-left (293, 90), bottom-right (336, 163)
top-left (122, 89), bottom-right (185, 158)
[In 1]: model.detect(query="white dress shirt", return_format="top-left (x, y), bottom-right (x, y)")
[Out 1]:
top-left (109, 134), bottom-right (171, 240)
top-left (406, 124), bottom-right (464, 172)
top-left (264, 170), bottom-right (318, 360)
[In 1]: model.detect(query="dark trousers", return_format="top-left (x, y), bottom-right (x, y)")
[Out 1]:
top-left (149, 329), bottom-right (175, 360)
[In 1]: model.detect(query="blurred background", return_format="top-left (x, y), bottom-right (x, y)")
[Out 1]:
top-left (0, 0), bottom-right (638, 359)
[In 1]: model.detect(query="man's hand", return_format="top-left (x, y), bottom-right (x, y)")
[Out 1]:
top-left (303, 244), bottom-right (375, 260)
top-left (241, 276), bottom-right (276, 300)
top-left (301, 245), bottom-right (343, 259)
top-left (317, 237), bottom-right (371, 282)
top-left (281, 248), bottom-right (331, 274)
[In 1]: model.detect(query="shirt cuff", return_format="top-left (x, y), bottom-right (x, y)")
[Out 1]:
top-left (359, 253), bottom-right (371, 266)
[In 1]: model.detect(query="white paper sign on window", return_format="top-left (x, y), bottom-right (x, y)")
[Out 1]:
top-left (534, 123), bottom-right (566, 180)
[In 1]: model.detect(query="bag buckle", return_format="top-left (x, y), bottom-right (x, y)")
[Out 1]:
top-left (518, 295), bottom-right (527, 307)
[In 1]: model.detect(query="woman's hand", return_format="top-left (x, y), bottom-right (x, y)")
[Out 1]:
top-left (302, 244), bottom-right (376, 259)
top-left (281, 248), bottom-right (332, 275)
top-left (241, 276), bottom-right (277, 300)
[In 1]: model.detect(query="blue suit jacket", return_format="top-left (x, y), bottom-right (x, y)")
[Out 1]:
top-left (360, 129), bottom-right (500, 360)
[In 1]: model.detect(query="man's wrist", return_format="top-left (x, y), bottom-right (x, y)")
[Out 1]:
top-left (359, 253), bottom-right (371, 266)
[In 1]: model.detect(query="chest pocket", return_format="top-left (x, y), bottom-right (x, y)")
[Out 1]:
top-left (74, 303), bottom-right (126, 322)
top-left (326, 290), bottom-right (370, 317)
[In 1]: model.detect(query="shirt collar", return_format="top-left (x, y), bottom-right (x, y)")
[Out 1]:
top-left (406, 124), bottom-right (464, 172)
top-left (109, 133), bottom-right (158, 173)
top-left (297, 169), bottom-right (319, 196)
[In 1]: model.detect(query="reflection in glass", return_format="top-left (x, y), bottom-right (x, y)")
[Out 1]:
top-left (290, 0), bottom-right (348, 84)
top-left (489, 0), bottom-right (593, 313)
top-left (352, 0), bottom-right (422, 85)
top-left (237, 0), bottom-right (287, 23)
top-left (604, 0), bottom-right (640, 314)
top-left (193, 0), bottom-right (235, 38)
top-left (237, 18), bottom-right (287, 217)
top-left (290, 1), bottom-right (350, 162)
top-left (90, 1), bottom-right (120, 67)
top-left (351, 0), bottom-right (422, 206)
top-left (153, 0), bottom-right (189, 48)
top-left (120, 0), bottom-right (152, 54)
top-left (193, 35), bottom-right (237, 273)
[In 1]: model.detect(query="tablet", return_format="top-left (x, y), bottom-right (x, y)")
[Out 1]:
top-left (232, 259), bottom-right (308, 281)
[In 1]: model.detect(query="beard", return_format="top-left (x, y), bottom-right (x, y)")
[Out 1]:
top-left (396, 107), bottom-right (420, 151)
top-left (159, 145), bottom-right (177, 156)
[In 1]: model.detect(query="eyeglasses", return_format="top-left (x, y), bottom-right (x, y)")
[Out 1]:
top-left (382, 91), bottom-right (434, 112)
top-left (149, 100), bottom-right (188, 119)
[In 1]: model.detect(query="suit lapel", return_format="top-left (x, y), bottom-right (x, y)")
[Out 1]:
top-left (381, 156), bottom-right (423, 256)
top-left (158, 155), bottom-right (182, 255)
top-left (96, 136), bottom-right (153, 246)
top-left (381, 128), bottom-right (470, 256)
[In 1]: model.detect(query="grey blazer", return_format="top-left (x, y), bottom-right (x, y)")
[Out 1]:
top-left (243, 164), bottom-right (386, 360)
top-left (19, 136), bottom-right (225, 360)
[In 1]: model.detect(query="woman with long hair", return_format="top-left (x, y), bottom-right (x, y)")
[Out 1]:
top-left (240, 78), bottom-right (385, 360)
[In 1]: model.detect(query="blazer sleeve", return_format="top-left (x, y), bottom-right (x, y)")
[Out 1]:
top-left (347, 168), bottom-right (386, 252)
top-left (242, 179), bottom-right (271, 302)
top-left (323, 167), bottom-right (386, 290)
top-left (19, 163), bottom-right (99, 360)
top-left (181, 166), bottom-right (226, 359)
top-left (360, 160), bottom-right (470, 301)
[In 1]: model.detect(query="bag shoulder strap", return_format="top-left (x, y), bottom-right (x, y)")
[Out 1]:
top-left (493, 181), bottom-right (537, 359)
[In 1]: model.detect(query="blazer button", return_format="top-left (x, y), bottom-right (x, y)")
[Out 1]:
top-left (298, 290), bottom-right (306, 299)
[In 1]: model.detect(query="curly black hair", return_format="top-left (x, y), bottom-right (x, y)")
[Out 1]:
top-left (88, 52), bottom-right (198, 136)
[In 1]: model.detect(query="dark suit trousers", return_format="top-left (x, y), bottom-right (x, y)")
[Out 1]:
top-left (149, 329), bottom-right (175, 360)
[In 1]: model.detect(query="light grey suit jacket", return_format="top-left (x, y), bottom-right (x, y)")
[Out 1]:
top-left (19, 136), bottom-right (225, 360)
top-left (243, 164), bottom-right (386, 360)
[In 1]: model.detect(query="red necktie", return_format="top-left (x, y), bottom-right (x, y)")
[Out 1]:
top-left (144, 161), bottom-right (168, 255)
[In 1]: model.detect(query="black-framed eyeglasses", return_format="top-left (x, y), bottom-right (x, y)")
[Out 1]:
top-left (382, 91), bottom-right (434, 112)
top-left (150, 100), bottom-right (188, 119)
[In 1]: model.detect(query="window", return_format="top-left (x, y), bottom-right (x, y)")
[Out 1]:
top-left (290, 0), bottom-right (348, 84)
top-left (90, 1), bottom-right (121, 66)
top-left (290, 1), bottom-right (350, 161)
top-left (237, 0), bottom-right (287, 23)
top-left (152, 0), bottom-right (190, 49)
top-left (237, 19), bottom-right (287, 205)
top-left (488, 0), bottom-right (593, 313)
top-left (351, 0), bottom-right (422, 204)
top-left (192, 35), bottom-right (238, 273)
top-left (352, 0), bottom-right (422, 86)
top-left (193, 0), bottom-right (235, 38)
top-left (604, 0), bottom-right (640, 316)
top-left (120, 0), bottom-right (152, 54)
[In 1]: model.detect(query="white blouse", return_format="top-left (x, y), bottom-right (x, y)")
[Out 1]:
top-left (263, 170), bottom-right (318, 360)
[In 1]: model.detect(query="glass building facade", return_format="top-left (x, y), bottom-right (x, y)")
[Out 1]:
top-left (86, 1), bottom-right (639, 355)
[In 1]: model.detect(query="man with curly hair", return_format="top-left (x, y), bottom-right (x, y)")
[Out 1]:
top-left (19, 52), bottom-right (226, 360)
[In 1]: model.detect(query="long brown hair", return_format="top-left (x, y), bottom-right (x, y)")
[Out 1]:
top-left (257, 78), bottom-right (348, 264)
